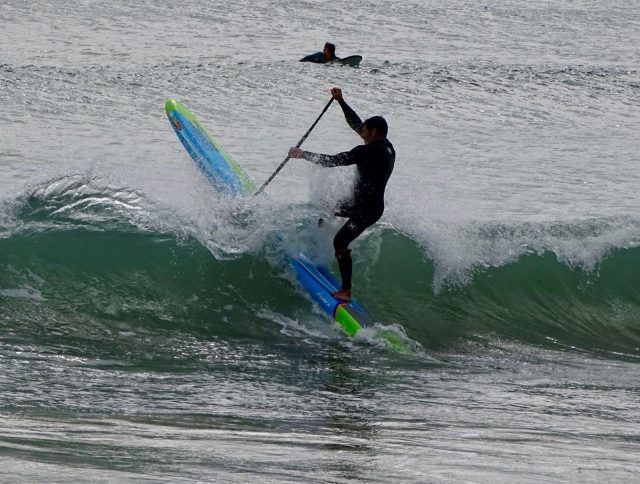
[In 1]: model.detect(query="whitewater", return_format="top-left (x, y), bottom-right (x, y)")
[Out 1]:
top-left (1, 1), bottom-right (639, 482)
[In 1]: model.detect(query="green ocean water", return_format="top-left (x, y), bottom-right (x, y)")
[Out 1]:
top-left (3, 178), bottom-right (640, 357)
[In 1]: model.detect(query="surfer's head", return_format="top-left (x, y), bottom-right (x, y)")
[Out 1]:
top-left (323, 42), bottom-right (336, 60)
top-left (361, 116), bottom-right (388, 143)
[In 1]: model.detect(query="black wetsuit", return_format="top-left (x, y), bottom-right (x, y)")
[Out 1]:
top-left (299, 52), bottom-right (338, 63)
top-left (299, 99), bottom-right (395, 290)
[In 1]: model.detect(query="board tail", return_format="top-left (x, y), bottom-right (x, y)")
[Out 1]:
top-left (290, 255), bottom-right (370, 336)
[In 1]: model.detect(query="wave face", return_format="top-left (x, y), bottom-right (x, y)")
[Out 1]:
top-left (1, 176), bottom-right (639, 359)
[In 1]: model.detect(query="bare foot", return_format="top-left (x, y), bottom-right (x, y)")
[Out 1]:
top-left (332, 289), bottom-right (352, 302)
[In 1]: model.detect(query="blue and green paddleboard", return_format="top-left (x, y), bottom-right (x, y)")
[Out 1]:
top-left (165, 99), bottom-right (254, 196)
top-left (166, 99), bottom-right (406, 349)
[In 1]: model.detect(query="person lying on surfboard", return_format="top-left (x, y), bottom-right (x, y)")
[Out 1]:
top-left (288, 87), bottom-right (395, 302)
top-left (299, 42), bottom-right (338, 63)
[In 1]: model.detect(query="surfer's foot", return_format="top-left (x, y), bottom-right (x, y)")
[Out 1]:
top-left (332, 289), bottom-right (352, 302)
top-left (317, 217), bottom-right (325, 227)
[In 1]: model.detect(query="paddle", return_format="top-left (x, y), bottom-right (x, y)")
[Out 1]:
top-left (253, 97), bottom-right (334, 196)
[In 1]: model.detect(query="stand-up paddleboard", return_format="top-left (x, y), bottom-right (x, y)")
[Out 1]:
top-left (300, 52), bottom-right (363, 67)
top-left (337, 55), bottom-right (363, 67)
top-left (165, 99), bottom-right (404, 347)
top-left (290, 254), bottom-right (371, 336)
top-left (165, 99), bottom-right (255, 196)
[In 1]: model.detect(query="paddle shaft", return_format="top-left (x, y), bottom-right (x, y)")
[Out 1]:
top-left (253, 97), bottom-right (334, 195)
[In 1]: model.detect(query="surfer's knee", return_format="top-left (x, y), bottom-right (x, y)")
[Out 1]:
top-left (335, 248), bottom-right (351, 260)
top-left (333, 235), bottom-right (347, 252)
top-left (333, 229), bottom-right (354, 252)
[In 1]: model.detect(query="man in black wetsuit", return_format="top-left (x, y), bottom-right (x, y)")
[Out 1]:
top-left (299, 42), bottom-right (338, 63)
top-left (288, 87), bottom-right (395, 302)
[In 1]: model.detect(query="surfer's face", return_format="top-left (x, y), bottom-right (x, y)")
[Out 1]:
top-left (360, 125), bottom-right (376, 144)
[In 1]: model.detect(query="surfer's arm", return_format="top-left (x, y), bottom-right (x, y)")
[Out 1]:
top-left (331, 88), bottom-right (364, 134)
top-left (338, 99), bottom-right (364, 134)
top-left (295, 145), bottom-right (364, 167)
top-left (299, 151), bottom-right (352, 167)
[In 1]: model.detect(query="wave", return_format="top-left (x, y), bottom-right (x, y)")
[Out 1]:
top-left (1, 176), bottom-right (639, 359)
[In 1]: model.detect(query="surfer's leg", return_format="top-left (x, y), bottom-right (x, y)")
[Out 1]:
top-left (332, 218), bottom-right (371, 300)
top-left (335, 248), bottom-right (353, 292)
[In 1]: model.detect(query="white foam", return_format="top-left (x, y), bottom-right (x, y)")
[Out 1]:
top-left (0, 285), bottom-right (46, 302)
top-left (388, 186), bottom-right (640, 292)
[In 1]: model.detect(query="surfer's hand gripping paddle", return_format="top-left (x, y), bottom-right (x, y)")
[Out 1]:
top-left (253, 97), bottom-right (334, 196)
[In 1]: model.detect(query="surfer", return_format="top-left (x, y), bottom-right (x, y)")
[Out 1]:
top-left (288, 88), bottom-right (395, 302)
top-left (322, 42), bottom-right (337, 62)
top-left (300, 42), bottom-right (338, 63)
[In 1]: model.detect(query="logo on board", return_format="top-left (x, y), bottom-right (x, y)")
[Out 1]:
top-left (170, 114), bottom-right (183, 131)
top-left (316, 292), bottom-right (331, 309)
